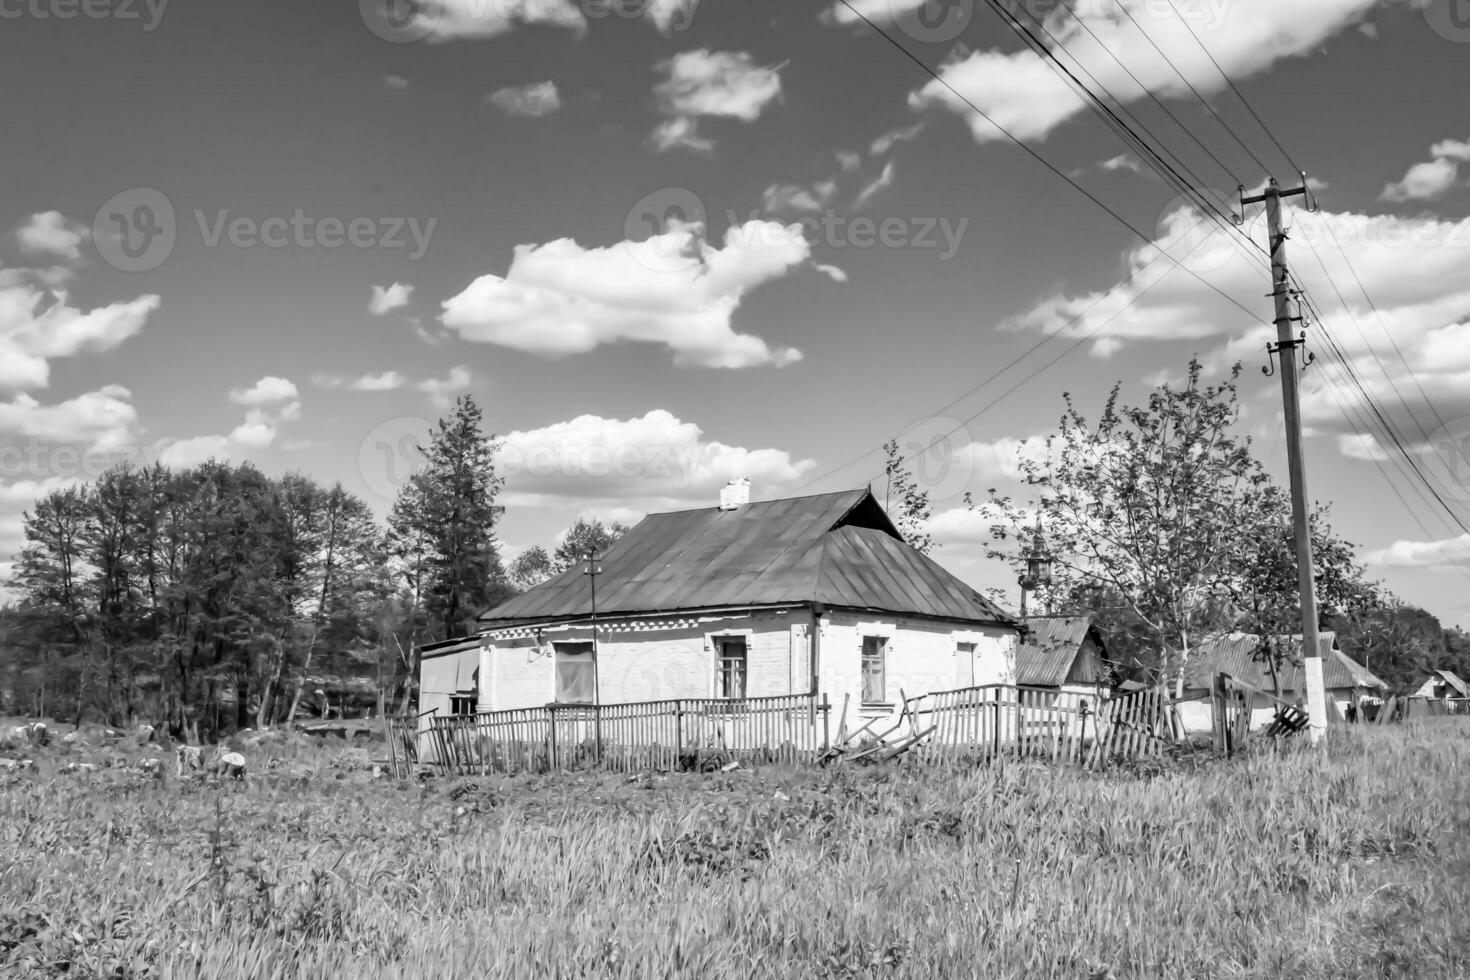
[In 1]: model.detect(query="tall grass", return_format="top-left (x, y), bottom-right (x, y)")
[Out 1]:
top-left (2, 721), bottom-right (1468, 978)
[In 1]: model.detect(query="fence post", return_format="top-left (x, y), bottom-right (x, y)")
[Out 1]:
top-left (549, 706), bottom-right (559, 771)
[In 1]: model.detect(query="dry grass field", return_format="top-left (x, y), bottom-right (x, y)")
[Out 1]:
top-left (2, 720), bottom-right (1468, 979)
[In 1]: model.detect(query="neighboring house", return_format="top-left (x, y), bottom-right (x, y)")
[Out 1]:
top-left (1410, 669), bottom-right (1470, 702)
top-left (1016, 615), bottom-right (1111, 701)
top-left (1177, 631), bottom-right (1387, 731)
top-left (418, 482), bottom-right (1022, 726)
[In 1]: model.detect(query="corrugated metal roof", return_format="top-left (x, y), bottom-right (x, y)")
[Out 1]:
top-left (1182, 632), bottom-right (1387, 692)
top-left (1016, 616), bottom-right (1104, 686)
top-left (479, 489), bottom-right (1014, 628)
top-left (1422, 669), bottom-right (1470, 697)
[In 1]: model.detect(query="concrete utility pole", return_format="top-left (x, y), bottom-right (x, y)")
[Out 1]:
top-left (584, 550), bottom-right (603, 759)
top-left (1240, 176), bottom-right (1328, 743)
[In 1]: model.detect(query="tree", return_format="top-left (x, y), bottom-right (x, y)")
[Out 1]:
top-left (387, 396), bottom-right (508, 643)
top-left (551, 518), bottom-right (629, 573)
top-left (883, 439), bottom-right (935, 554)
top-left (984, 360), bottom-right (1276, 691)
top-left (508, 546), bottom-right (555, 591)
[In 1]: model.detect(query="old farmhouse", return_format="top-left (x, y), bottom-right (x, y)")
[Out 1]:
top-left (1410, 668), bottom-right (1469, 704)
top-left (419, 483), bottom-right (1022, 727)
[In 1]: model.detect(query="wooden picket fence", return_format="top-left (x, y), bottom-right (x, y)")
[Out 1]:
top-left (901, 684), bottom-right (1174, 766)
top-left (425, 693), bottom-right (831, 776)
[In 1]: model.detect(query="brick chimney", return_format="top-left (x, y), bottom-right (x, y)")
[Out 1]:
top-left (719, 477), bottom-right (751, 510)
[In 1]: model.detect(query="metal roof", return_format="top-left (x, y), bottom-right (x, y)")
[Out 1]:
top-left (1015, 615), bottom-right (1106, 687)
top-left (1182, 632), bottom-right (1387, 692)
top-left (1420, 669), bottom-right (1470, 697)
top-left (478, 488), bottom-right (1015, 628)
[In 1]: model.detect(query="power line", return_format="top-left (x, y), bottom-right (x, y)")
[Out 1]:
top-left (1157, 0), bottom-right (1302, 175)
top-left (1109, 0), bottom-right (1273, 177)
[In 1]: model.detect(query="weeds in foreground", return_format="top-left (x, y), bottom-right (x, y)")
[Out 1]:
top-left (1, 721), bottom-right (1467, 978)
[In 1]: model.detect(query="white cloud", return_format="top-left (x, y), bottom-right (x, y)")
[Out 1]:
top-left (418, 365), bottom-right (473, 407)
top-left (952, 435), bottom-right (1050, 483)
top-left (1381, 137), bottom-right (1470, 202)
top-left (907, 0), bottom-right (1380, 146)
top-left (1337, 433), bottom-right (1388, 461)
top-left (229, 376), bottom-right (299, 406)
top-left (644, 0), bottom-right (699, 32)
top-left (398, 0), bottom-right (584, 41)
top-left (925, 506), bottom-right (1000, 547)
top-left (0, 385), bottom-right (138, 450)
top-left (369, 282), bottom-right (414, 315)
top-left (870, 122), bottom-right (923, 157)
top-left (0, 283), bottom-right (159, 390)
top-left (651, 50), bottom-right (783, 153)
top-left (1097, 153), bottom-right (1152, 177)
top-left (852, 159), bottom-right (896, 211)
top-left (487, 81), bottom-right (562, 118)
top-left (16, 211), bottom-right (89, 260)
top-left (815, 263), bottom-right (848, 283)
top-left (649, 116), bottom-right (716, 154)
top-left (497, 409), bottom-right (816, 507)
top-left (439, 219), bottom-right (808, 368)
top-left (762, 184), bottom-right (827, 213)
top-left (384, 74), bottom-right (410, 91)
top-left (347, 370), bottom-right (407, 392)
top-left (1365, 534), bottom-right (1470, 569)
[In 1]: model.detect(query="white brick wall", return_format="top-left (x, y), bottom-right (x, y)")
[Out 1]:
top-left (458, 608), bottom-right (1018, 716)
top-left (818, 611), bottom-right (1016, 722)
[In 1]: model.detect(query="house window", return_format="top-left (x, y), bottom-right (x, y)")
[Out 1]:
top-left (450, 694), bottom-right (477, 715)
top-left (554, 642), bottom-right (596, 704)
top-left (956, 641), bottom-right (976, 688)
top-left (862, 635), bottom-right (888, 704)
top-left (715, 636), bottom-right (747, 699)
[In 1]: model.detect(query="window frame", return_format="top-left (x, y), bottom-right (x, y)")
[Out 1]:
top-left (861, 634), bottom-right (889, 706)
top-left (552, 641), bottom-right (597, 706)
top-left (713, 635), bottom-right (749, 700)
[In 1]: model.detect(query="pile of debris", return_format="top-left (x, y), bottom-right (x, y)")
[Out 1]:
top-left (819, 693), bottom-right (934, 766)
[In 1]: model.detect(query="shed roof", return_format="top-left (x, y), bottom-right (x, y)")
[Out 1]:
top-left (1420, 669), bottom-right (1470, 697)
top-left (478, 488), bottom-right (1014, 628)
top-left (1015, 615), bottom-right (1106, 687)
top-left (1182, 632), bottom-right (1387, 692)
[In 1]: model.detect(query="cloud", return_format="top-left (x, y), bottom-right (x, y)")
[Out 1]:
top-left (870, 122), bottom-right (923, 157)
top-left (383, 74), bottom-right (410, 91)
top-left (0, 385), bottom-right (138, 450)
top-left (906, 0), bottom-right (1381, 146)
top-left (396, 0), bottom-right (585, 41)
top-left (762, 184), bottom-right (828, 214)
top-left (951, 435), bottom-right (1050, 483)
top-left (439, 219), bottom-right (808, 368)
top-left (0, 282), bottom-right (159, 390)
top-left (1365, 534), bottom-right (1470, 569)
top-left (643, 0), bottom-right (699, 32)
top-left (418, 365), bottom-right (473, 407)
top-left (852, 159), bottom-right (896, 211)
top-left (487, 81), bottom-right (562, 118)
top-left (1337, 433), bottom-right (1388, 461)
top-left (368, 282), bottom-right (414, 315)
top-left (497, 409), bottom-right (815, 507)
top-left (1381, 137), bottom-right (1470, 202)
top-left (1097, 153), bottom-right (1152, 177)
top-left (815, 263), bottom-right (849, 283)
top-left (651, 50), bottom-right (783, 153)
top-left (16, 211), bottom-right (90, 260)
top-left (229, 376), bottom-right (299, 406)
top-left (649, 117), bottom-right (717, 154)
top-left (347, 371), bottom-right (407, 392)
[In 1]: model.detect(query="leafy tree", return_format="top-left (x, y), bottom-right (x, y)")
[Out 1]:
top-left (552, 518), bottom-right (630, 574)
top-left (984, 360), bottom-right (1276, 691)
top-left (883, 439), bottom-right (935, 554)
top-left (508, 546), bottom-right (555, 590)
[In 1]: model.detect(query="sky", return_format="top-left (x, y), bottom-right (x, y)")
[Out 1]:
top-left (2, 0), bottom-right (1469, 629)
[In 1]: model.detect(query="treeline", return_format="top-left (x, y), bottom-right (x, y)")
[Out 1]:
top-left (0, 397), bottom-right (526, 740)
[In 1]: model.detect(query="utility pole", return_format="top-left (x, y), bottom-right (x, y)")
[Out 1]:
top-left (1240, 176), bottom-right (1327, 743)
top-left (584, 549), bottom-right (603, 760)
